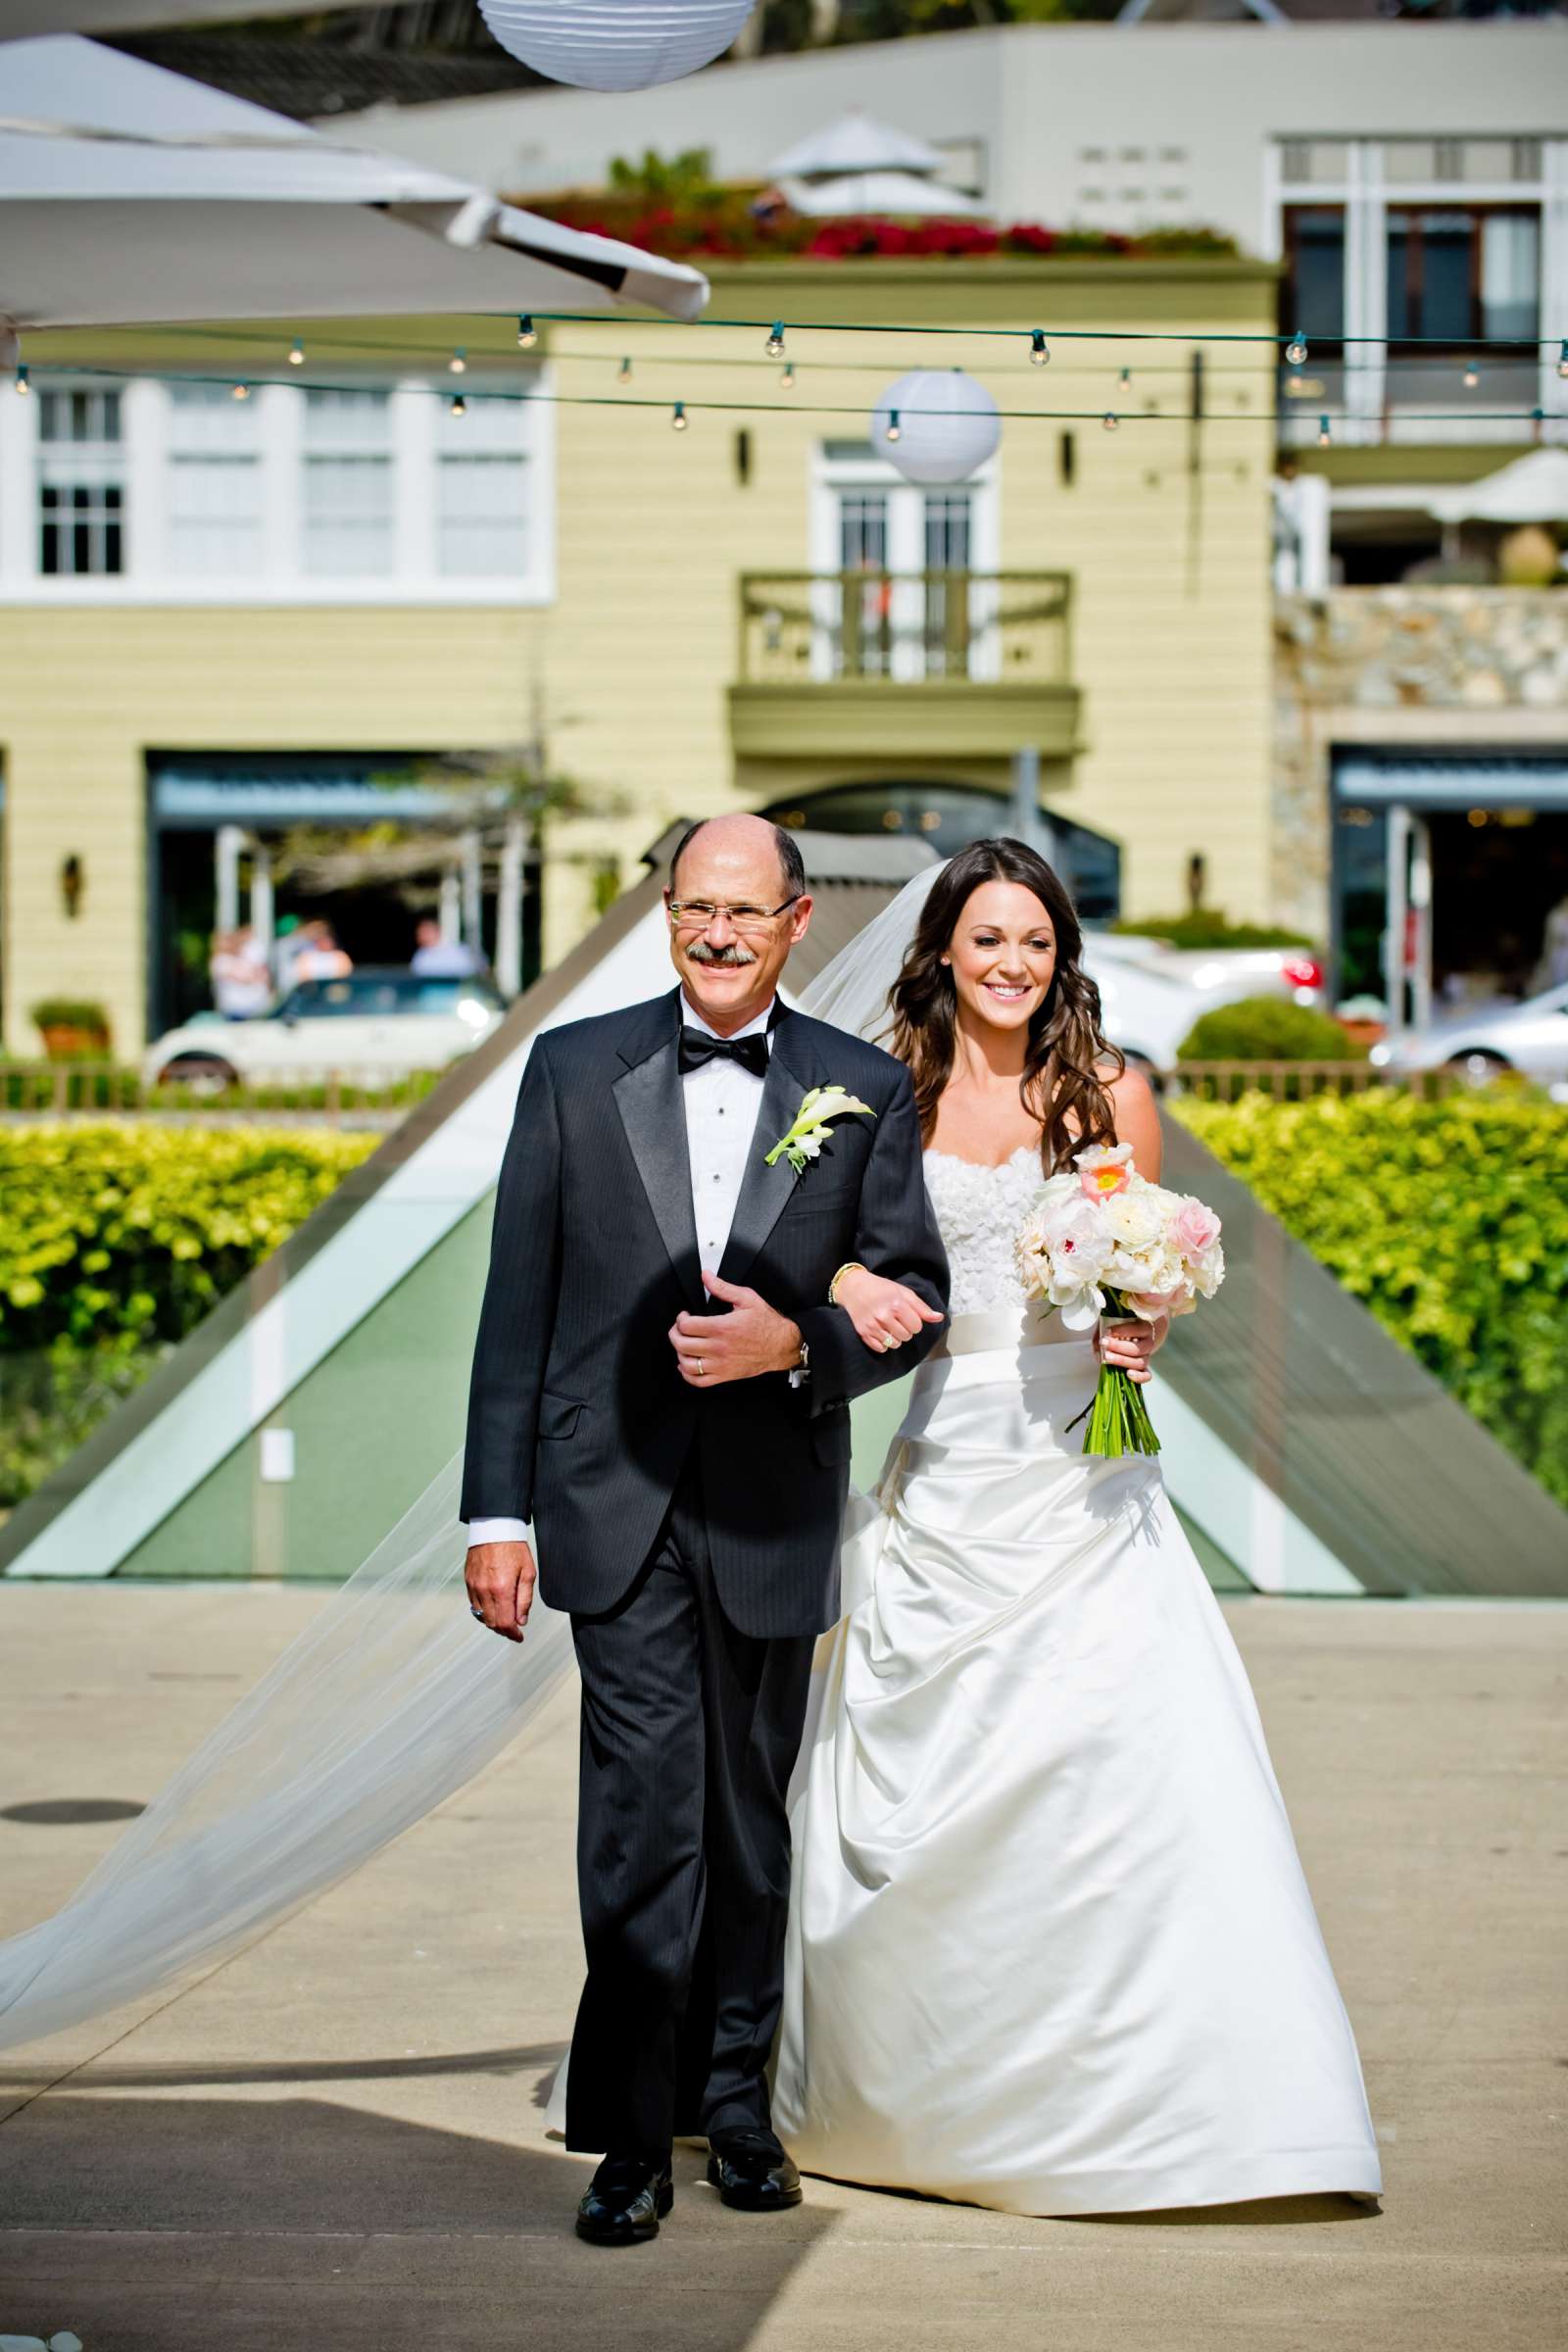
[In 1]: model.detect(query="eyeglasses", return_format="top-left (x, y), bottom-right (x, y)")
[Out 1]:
top-left (667, 894), bottom-right (801, 936)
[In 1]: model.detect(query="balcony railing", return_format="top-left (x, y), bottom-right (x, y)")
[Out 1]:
top-left (737, 569), bottom-right (1072, 687)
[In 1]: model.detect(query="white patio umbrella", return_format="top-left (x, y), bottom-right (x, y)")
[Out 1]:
top-left (1430, 449), bottom-right (1568, 528)
top-left (0, 36), bottom-right (709, 333)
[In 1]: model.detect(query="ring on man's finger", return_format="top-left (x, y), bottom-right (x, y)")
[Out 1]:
top-left (695, 1356), bottom-right (705, 1379)
top-left (469, 1604), bottom-right (485, 1622)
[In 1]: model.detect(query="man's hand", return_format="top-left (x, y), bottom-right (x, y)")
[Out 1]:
top-left (669, 1271), bottom-right (803, 1388)
top-left (466, 1539), bottom-right (537, 1642)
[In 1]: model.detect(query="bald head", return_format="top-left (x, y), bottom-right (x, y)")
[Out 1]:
top-left (669, 812), bottom-right (805, 902)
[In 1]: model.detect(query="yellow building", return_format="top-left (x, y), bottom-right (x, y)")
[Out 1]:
top-left (0, 257), bottom-right (1277, 1054)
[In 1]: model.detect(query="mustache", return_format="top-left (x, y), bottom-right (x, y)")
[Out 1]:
top-left (686, 942), bottom-right (760, 967)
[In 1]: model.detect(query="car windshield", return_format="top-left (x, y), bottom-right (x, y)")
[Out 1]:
top-left (275, 974), bottom-right (504, 1020)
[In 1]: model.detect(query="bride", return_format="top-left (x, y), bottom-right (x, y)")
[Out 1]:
top-left (773, 836), bottom-right (1382, 2215)
top-left (0, 832), bottom-right (1381, 2219)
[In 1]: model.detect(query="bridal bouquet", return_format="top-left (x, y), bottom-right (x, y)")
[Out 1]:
top-left (1014, 1144), bottom-right (1225, 1458)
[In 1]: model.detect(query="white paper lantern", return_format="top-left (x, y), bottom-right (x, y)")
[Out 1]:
top-left (478, 0), bottom-right (757, 90)
top-left (871, 368), bottom-right (1001, 486)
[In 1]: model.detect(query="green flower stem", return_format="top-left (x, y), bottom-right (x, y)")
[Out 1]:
top-left (1063, 1290), bottom-right (1162, 1457)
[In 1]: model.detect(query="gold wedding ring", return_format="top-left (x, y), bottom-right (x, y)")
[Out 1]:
top-left (695, 1356), bottom-right (705, 1379)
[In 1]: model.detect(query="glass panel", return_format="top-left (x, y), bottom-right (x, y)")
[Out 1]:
top-left (1481, 213), bottom-right (1540, 340)
top-left (1419, 213), bottom-right (1474, 341)
top-left (1287, 209), bottom-right (1346, 342)
top-left (1384, 141), bottom-right (1437, 184)
top-left (303, 390), bottom-right (393, 577)
top-left (37, 386), bottom-right (124, 575)
top-left (838, 493), bottom-right (888, 571)
top-left (167, 384), bottom-right (262, 575)
top-left (923, 492), bottom-right (971, 570)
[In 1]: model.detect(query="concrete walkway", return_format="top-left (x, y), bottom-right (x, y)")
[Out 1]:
top-left (0, 1586), bottom-right (1563, 2352)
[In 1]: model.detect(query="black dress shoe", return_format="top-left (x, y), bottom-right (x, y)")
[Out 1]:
top-left (575, 2152), bottom-right (674, 2246)
top-left (706, 2130), bottom-right (803, 2213)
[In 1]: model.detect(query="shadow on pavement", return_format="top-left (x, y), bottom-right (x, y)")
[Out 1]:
top-left (0, 2092), bottom-right (833, 2352)
top-left (0, 2041), bottom-right (568, 2093)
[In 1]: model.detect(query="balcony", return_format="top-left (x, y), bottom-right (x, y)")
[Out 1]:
top-left (728, 569), bottom-right (1081, 764)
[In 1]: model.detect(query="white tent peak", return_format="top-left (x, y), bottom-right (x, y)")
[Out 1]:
top-left (769, 112), bottom-right (948, 183)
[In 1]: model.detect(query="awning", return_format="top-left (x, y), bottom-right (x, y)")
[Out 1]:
top-left (0, 36), bottom-right (709, 331)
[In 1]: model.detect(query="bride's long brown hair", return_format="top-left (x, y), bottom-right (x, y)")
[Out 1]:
top-left (887, 837), bottom-right (1123, 1174)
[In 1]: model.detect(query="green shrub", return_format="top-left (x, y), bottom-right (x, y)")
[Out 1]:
top-left (29, 997), bottom-right (111, 1031)
top-left (0, 1342), bottom-right (168, 1508)
top-left (1178, 997), bottom-right (1364, 1063)
top-left (1110, 913), bottom-right (1315, 951)
top-left (1171, 1092), bottom-right (1568, 1506)
top-left (0, 1124), bottom-right (379, 1354)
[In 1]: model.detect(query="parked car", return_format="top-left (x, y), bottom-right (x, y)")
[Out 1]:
top-left (1081, 936), bottom-right (1326, 1075)
top-left (1369, 982), bottom-right (1568, 1090)
top-left (143, 969), bottom-right (506, 1092)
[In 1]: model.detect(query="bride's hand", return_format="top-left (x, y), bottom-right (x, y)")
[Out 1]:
top-left (834, 1268), bottom-right (945, 1355)
top-left (1097, 1314), bottom-right (1168, 1386)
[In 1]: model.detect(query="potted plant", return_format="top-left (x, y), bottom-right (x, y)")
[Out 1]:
top-left (30, 997), bottom-right (112, 1059)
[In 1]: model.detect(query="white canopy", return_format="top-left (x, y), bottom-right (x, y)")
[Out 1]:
top-left (776, 168), bottom-right (989, 220)
top-left (769, 111), bottom-right (948, 182)
top-left (0, 36), bottom-right (709, 331)
top-left (1430, 449), bottom-right (1568, 528)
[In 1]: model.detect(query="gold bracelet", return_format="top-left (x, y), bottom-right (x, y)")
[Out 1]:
top-left (828, 1260), bottom-right (868, 1306)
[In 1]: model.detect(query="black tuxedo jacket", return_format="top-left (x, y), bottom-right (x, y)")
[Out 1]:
top-left (461, 987), bottom-right (950, 1638)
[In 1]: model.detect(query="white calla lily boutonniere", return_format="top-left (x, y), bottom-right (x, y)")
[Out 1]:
top-left (764, 1084), bottom-right (875, 1175)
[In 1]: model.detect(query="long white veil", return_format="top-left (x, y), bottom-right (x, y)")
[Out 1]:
top-left (0, 865), bottom-right (944, 2054)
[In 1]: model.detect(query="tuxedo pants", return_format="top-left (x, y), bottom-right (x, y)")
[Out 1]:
top-left (564, 1459), bottom-right (816, 2157)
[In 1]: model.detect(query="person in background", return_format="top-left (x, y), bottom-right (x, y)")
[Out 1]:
top-left (271, 912), bottom-right (307, 994)
top-left (210, 926), bottom-right (272, 1021)
top-left (410, 915), bottom-right (482, 978)
top-left (291, 920), bottom-right (353, 981)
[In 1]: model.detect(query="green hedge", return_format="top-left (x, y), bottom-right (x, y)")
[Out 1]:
top-left (0, 1125), bottom-right (379, 1353)
top-left (1171, 1093), bottom-right (1568, 1506)
top-left (1177, 997), bottom-right (1365, 1063)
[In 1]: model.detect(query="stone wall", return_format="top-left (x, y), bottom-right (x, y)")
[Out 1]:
top-left (1273, 589), bottom-right (1568, 939)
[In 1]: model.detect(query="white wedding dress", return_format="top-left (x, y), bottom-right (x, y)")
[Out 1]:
top-left (772, 1145), bottom-right (1383, 2217)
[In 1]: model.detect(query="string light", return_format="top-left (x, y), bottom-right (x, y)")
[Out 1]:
top-left (449, 349), bottom-right (466, 375)
top-left (1317, 414), bottom-right (1332, 447)
top-left (1118, 366), bottom-right (1132, 393)
top-left (617, 355), bottom-right (633, 383)
top-left (884, 409), bottom-right (902, 443)
top-left (1102, 411), bottom-right (1119, 432)
top-left (230, 381), bottom-right (250, 401)
top-left (1286, 332), bottom-right (1308, 367)
top-left (288, 338), bottom-right (305, 368)
top-left (764, 321), bottom-right (786, 360)
top-left (780, 362), bottom-right (797, 390)
top-left (1030, 330), bottom-right (1050, 368)
top-left (671, 401), bottom-right (688, 431)
top-left (1462, 362), bottom-right (1479, 389)
top-left (1558, 340), bottom-right (1568, 381)
top-left (14, 363), bottom-right (28, 397)
top-left (450, 392), bottom-right (467, 417)
top-left (516, 315), bottom-right (537, 349)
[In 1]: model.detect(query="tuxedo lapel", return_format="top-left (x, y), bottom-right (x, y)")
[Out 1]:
top-left (718, 1016), bottom-right (810, 1289)
top-left (613, 991), bottom-right (704, 1312)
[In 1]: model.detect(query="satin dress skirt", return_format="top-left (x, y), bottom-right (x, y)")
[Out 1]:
top-left (772, 1303), bottom-right (1382, 2217)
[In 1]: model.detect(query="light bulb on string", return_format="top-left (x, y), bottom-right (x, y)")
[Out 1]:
top-left (884, 410), bottom-right (902, 444)
top-left (231, 381), bottom-right (250, 401)
top-left (450, 392), bottom-right (467, 417)
top-left (1118, 366), bottom-right (1132, 393)
top-left (1030, 330), bottom-right (1050, 368)
top-left (617, 356), bottom-right (632, 384)
top-left (449, 350), bottom-right (466, 375)
top-left (780, 362), bottom-right (797, 390)
top-left (288, 338), bottom-right (305, 368)
top-left (1557, 340), bottom-right (1568, 381)
top-left (1462, 361), bottom-right (1479, 389)
top-left (516, 315), bottom-right (537, 349)
top-left (1286, 331), bottom-right (1308, 368)
top-left (1317, 415), bottom-right (1332, 447)
top-left (764, 321), bottom-right (786, 360)
top-left (671, 401), bottom-right (688, 432)
top-left (1102, 411), bottom-right (1119, 432)
top-left (14, 362), bottom-right (29, 397)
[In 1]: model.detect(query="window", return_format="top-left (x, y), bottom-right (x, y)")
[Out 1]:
top-left (1283, 209), bottom-right (1347, 345)
top-left (166, 383), bottom-right (262, 575)
top-left (38, 386), bottom-right (123, 576)
top-left (838, 493), bottom-right (888, 571)
top-left (303, 389), bottom-right (393, 576)
top-left (1386, 208), bottom-right (1540, 345)
top-left (435, 392), bottom-right (531, 576)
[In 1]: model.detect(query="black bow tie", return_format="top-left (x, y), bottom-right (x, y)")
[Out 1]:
top-left (678, 1026), bottom-right (769, 1079)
